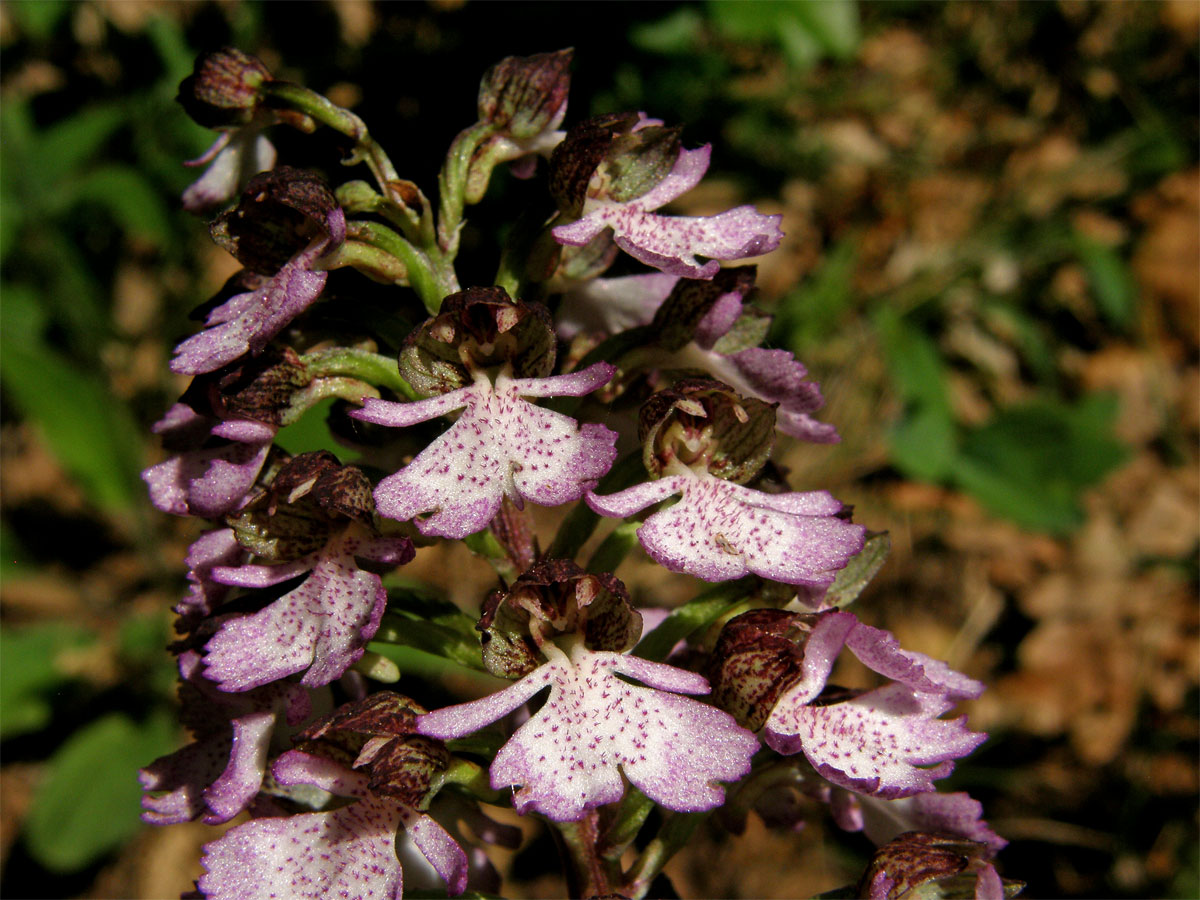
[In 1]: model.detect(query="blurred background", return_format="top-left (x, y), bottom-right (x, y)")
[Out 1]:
top-left (0, 1), bottom-right (1196, 897)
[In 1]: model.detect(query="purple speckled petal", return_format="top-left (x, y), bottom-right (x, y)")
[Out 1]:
top-left (490, 649), bottom-right (756, 820)
top-left (559, 205), bottom-right (783, 280)
top-left (765, 684), bottom-right (987, 799)
top-left (176, 529), bottom-right (246, 625)
top-left (616, 473), bottom-right (864, 585)
top-left (845, 623), bottom-right (987, 701)
top-left (143, 408), bottom-right (274, 518)
top-left (556, 273), bottom-right (679, 339)
top-left (400, 807), bottom-right (469, 897)
top-left (182, 130), bottom-right (277, 214)
top-left (210, 554), bottom-right (319, 589)
top-left (351, 383), bottom-right (475, 429)
top-left (625, 144), bottom-right (712, 211)
top-left (203, 536), bottom-right (388, 690)
top-left (509, 361), bottom-right (614, 398)
top-left (860, 791), bottom-right (1007, 857)
top-left (200, 751), bottom-right (466, 900)
top-left (585, 476), bottom-right (687, 519)
top-left (139, 736), bottom-right (230, 825)
top-left (171, 213), bottom-right (344, 375)
top-left (198, 795), bottom-right (406, 900)
top-left (139, 652), bottom-right (310, 825)
top-left (417, 670), bottom-right (554, 741)
top-left (679, 344), bottom-right (839, 443)
top-left (368, 374), bottom-right (617, 539)
top-left (423, 647), bottom-right (755, 822)
top-left (201, 710), bottom-right (274, 824)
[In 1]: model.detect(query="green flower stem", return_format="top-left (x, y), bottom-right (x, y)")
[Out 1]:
top-left (335, 180), bottom-right (423, 245)
top-left (437, 121), bottom-right (496, 258)
top-left (599, 787), bottom-right (655, 863)
top-left (348, 221), bottom-right (446, 314)
top-left (462, 529), bottom-right (519, 584)
top-left (264, 81), bottom-right (400, 189)
top-left (304, 348), bottom-right (417, 400)
top-left (622, 811), bottom-right (706, 900)
top-left (556, 814), bottom-right (619, 899)
top-left (321, 240), bottom-right (410, 286)
top-left (586, 520), bottom-right (640, 575)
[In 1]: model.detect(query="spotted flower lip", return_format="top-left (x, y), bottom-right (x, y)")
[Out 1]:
top-left (586, 470), bottom-right (866, 586)
top-left (198, 750), bottom-right (468, 900)
top-left (202, 528), bottom-right (414, 691)
top-left (139, 651), bottom-right (311, 826)
top-left (552, 144), bottom-right (783, 279)
top-left (142, 404), bottom-right (275, 518)
top-left (169, 206), bottom-right (346, 375)
top-left (762, 611), bottom-right (987, 799)
top-left (349, 362), bottom-right (618, 539)
top-left (417, 640), bottom-right (758, 822)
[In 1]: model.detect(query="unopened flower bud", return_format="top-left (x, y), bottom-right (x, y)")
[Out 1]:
top-left (639, 378), bottom-right (776, 483)
top-left (478, 49), bottom-right (572, 140)
top-left (177, 47), bottom-right (273, 129)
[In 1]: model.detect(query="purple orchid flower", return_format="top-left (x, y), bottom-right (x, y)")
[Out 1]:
top-left (202, 527), bottom-right (414, 691)
top-left (587, 470), bottom-right (865, 586)
top-left (142, 404), bottom-right (275, 518)
top-left (762, 611), bottom-right (987, 799)
top-left (139, 651), bottom-right (311, 825)
top-left (553, 144), bottom-right (783, 279)
top-left (350, 362), bottom-right (618, 539)
top-left (418, 637), bottom-right (758, 822)
top-left (198, 750), bottom-right (468, 900)
top-left (170, 207), bottom-right (346, 375)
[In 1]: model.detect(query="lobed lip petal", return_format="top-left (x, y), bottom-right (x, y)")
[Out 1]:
top-left (762, 612), bottom-right (988, 800)
top-left (142, 406), bottom-right (274, 518)
top-left (419, 648), bottom-right (757, 822)
top-left (138, 651), bottom-right (311, 826)
top-left (198, 751), bottom-right (467, 900)
top-left (203, 537), bottom-right (391, 690)
top-left (591, 473), bottom-right (865, 586)
top-left (358, 367), bottom-right (617, 539)
top-left (765, 684), bottom-right (987, 799)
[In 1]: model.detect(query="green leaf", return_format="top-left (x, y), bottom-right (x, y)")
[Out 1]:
top-left (6, 0), bottom-right (71, 41)
top-left (631, 7), bottom-right (705, 55)
top-left (951, 394), bottom-right (1128, 534)
top-left (774, 238), bottom-right (857, 351)
top-left (889, 404), bottom-right (958, 482)
top-left (0, 623), bottom-right (96, 739)
top-left (1073, 231), bottom-right (1137, 329)
top-left (35, 104), bottom-right (126, 189)
top-left (25, 710), bottom-right (176, 871)
top-left (708, 0), bottom-right (860, 67)
top-left (0, 324), bottom-right (146, 515)
top-left (67, 165), bottom-right (171, 247)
